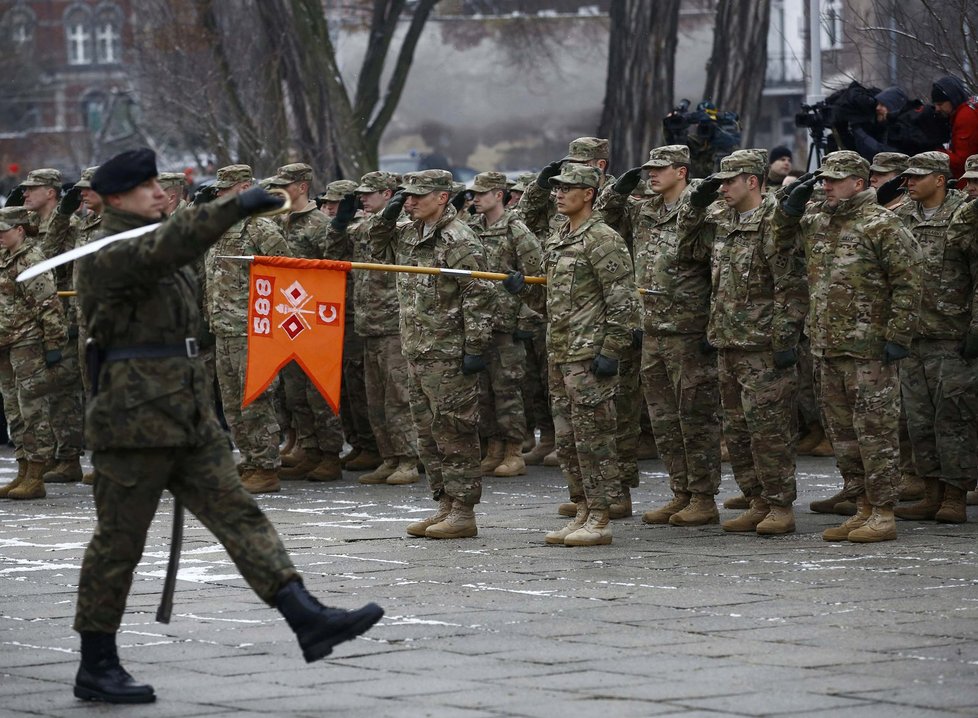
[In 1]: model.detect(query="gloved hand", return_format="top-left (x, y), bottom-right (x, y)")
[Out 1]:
top-left (5, 185), bottom-right (25, 207)
top-left (591, 354), bottom-right (619, 377)
top-left (451, 191), bottom-right (467, 211)
top-left (613, 167), bottom-right (643, 196)
top-left (961, 331), bottom-right (978, 360)
top-left (330, 192), bottom-right (358, 231)
top-left (513, 328), bottom-right (534, 341)
top-left (237, 186), bottom-right (285, 215)
top-left (690, 176), bottom-right (722, 208)
top-left (536, 160), bottom-right (564, 190)
top-left (502, 271), bottom-right (525, 294)
top-left (781, 176), bottom-right (818, 217)
top-left (773, 347), bottom-right (799, 369)
top-left (876, 175), bottom-right (905, 207)
top-left (382, 191), bottom-right (406, 221)
top-left (883, 341), bottom-right (910, 364)
top-left (631, 328), bottom-right (644, 349)
top-left (699, 336), bottom-right (717, 354)
top-left (57, 184), bottom-right (82, 215)
top-left (192, 185), bottom-right (218, 206)
top-left (461, 353), bottom-right (487, 375)
top-left (44, 349), bottom-right (63, 367)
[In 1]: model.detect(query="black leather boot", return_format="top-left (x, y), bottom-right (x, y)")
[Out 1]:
top-left (275, 579), bottom-right (384, 663)
top-left (74, 631), bottom-right (155, 704)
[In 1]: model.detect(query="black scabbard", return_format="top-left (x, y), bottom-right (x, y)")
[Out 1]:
top-left (156, 498), bottom-right (184, 624)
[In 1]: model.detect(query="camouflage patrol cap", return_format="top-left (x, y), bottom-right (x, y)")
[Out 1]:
top-left (400, 169), bottom-right (454, 196)
top-left (470, 171), bottom-right (508, 193)
top-left (817, 150), bottom-right (870, 181)
top-left (356, 171), bottom-right (398, 193)
top-left (269, 163), bottom-right (314, 186)
top-left (213, 165), bottom-right (253, 189)
top-left (21, 168), bottom-right (62, 188)
top-left (713, 149), bottom-right (768, 179)
top-left (451, 181), bottom-right (466, 197)
top-left (549, 163), bottom-right (601, 189)
top-left (73, 166), bottom-right (99, 189)
top-left (511, 172), bottom-right (536, 192)
top-left (642, 145), bottom-right (691, 169)
top-left (158, 172), bottom-right (188, 190)
top-left (0, 206), bottom-right (36, 233)
top-left (902, 151), bottom-right (951, 177)
top-left (869, 152), bottom-right (910, 174)
top-left (962, 154), bottom-right (978, 180)
top-left (563, 137), bottom-right (610, 162)
top-left (322, 179), bottom-right (359, 201)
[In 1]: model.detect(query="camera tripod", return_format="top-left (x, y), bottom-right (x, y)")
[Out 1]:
top-left (805, 125), bottom-right (829, 171)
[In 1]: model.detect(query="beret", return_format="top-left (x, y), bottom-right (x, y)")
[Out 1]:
top-left (92, 148), bottom-right (158, 195)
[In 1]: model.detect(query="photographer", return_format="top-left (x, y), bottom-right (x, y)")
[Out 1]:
top-left (932, 75), bottom-right (978, 179)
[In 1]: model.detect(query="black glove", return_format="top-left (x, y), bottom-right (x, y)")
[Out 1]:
top-left (330, 192), bottom-right (358, 231)
top-left (699, 336), bottom-right (717, 354)
top-left (382, 191), bottom-right (406, 221)
top-left (961, 331), bottom-right (978, 360)
top-left (57, 184), bottom-right (82, 215)
top-left (5, 185), bottom-right (25, 207)
top-left (631, 328), bottom-right (644, 349)
top-left (613, 167), bottom-right (643, 196)
top-left (773, 347), bottom-right (799, 369)
top-left (502, 271), bottom-right (525, 295)
top-left (781, 176), bottom-right (818, 217)
top-left (44, 349), bottom-right (63, 367)
top-left (690, 176), bottom-right (721, 208)
top-left (461, 353), bottom-right (487, 375)
top-left (192, 185), bottom-right (218, 206)
top-left (513, 328), bottom-right (534, 341)
top-left (590, 354), bottom-right (619, 377)
top-left (876, 176), bottom-right (905, 207)
top-left (536, 160), bottom-right (564, 190)
top-left (237, 186), bottom-right (285, 216)
top-left (883, 341), bottom-right (910, 364)
top-left (451, 191), bottom-right (466, 211)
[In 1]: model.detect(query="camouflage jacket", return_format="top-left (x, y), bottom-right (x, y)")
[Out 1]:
top-left (71, 213), bottom-right (103, 325)
top-left (78, 197), bottom-right (246, 450)
top-left (396, 205), bottom-right (495, 361)
top-left (894, 191), bottom-right (973, 340)
top-left (338, 211), bottom-right (403, 337)
top-left (0, 242), bottom-right (67, 350)
top-left (598, 185), bottom-right (712, 336)
top-left (771, 188), bottom-right (922, 359)
top-left (679, 192), bottom-right (808, 352)
top-left (470, 210), bottom-right (544, 333)
top-left (282, 201), bottom-right (344, 260)
top-left (204, 216), bottom-right (290, 336)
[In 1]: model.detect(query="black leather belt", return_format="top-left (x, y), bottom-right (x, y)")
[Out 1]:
top-left (103, 338), bottom-right (200, 362)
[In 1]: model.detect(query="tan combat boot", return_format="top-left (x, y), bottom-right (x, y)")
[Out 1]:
top-left (359, 458), bottom-right (398, 485)
top-left (8, 461), bottom-right (46, 500)
top-left (43, 457), bottom-right (83, 483)
top-left (935, 484), bottom-right (967, 524)
top-left (721, 497), bottom-right (770, 533)
top-left (344, 449), bottom-right (383, 472)
top-left (0, 459), bottom-right (27, 498)
top-left (756, 505), bottom-right (796, 535)
top-left (808, 436), bottom-right (834, 456)
top-left (386, 457), bottom-right (420, 485)
top-left (522, 434), bottom-right (536, 453)
top-left (279, 449), bottom-right (324, 480)
top-left (522, 430), bottom-right (555, 465)
top-left (795, 424), bottom-right (825, 455)
top-left (609, 487), bottom-right (632, 519)
top-left (82, 471), bottom-right (95, 486)
top-left (558, 500), bottom-right (579, 517)
top-left (636, 431), bottom-right (658, 460)
top-left (897, 473), bottom-right (925, 502)
top-left (564, 508), bottom-right (612, 546)
top-left (494, 442), bottom-right (526, 477)
top-left (280, 445), bottom-right (304, 469)
top-left (307, 453), bottom-right (342, 482)
top-left (894, 477), bottom-right (944, 520)
top-left (847, 506), bottom-right (897, 542)
top-left (425, 500), bottom-right (478, 539)
top-left (669, 493), bottom-right (719, 526)
top-left (722, 493), bottom-right (750, 510)
top-left (822, 495), bottom-right (871, 541)
top-left (339, 447), bottom-right (360, 468)
top-left (642, 491), bottom-right (691, 524)
top-left (809, 488), bottom-right (849, 514)
top-left (542, 449), bottom-right (559, 467)
top-left (479, 439), bottom-right (505, 475)
top-left (240, 468), bottom-right (281, 494)
top-left (967, 490), bottom-right (978, 506)
top-left (545, 502), bottom-right (588, 544)
top-left (406, 496), bottom-right (454, 537)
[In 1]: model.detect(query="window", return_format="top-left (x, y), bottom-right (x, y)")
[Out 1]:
top-left (820, 0), bottom-right (843, 51)
top-left (94, 4), bottom-right (123, 64)
top-left (6, 7), bottom-right (34, 47)
top-left (65, 6), bottom-right (93, 65)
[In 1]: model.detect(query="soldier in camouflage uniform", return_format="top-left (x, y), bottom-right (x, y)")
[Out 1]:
top-left (70, 148), bottom-right (382, 704)
top-left (0, 207), bottom-right (66, 500)
top-left (159, 172), bottom-right (188, 216)
top-left (597, 145), bottom-right (723, 527)
top-left (507, 172), bottom-right (536, 208)
top-left (469, 171), bottom-right (543, 478)
top-left (775, 151), bottom-right (922, 542)
top-left (396, 170), bottom-right (495, 540)
top-left (205, 164), bottom-right (291, 495)
top-left (678, 149), bottom-right (808, 536)
top-left (962, 155), bottom-right (978, 200)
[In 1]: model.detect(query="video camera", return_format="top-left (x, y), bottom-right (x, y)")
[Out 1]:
top-left (663, 99), bottom-right (742, 177)
top-left (795, 101), bottom-right (834, 131)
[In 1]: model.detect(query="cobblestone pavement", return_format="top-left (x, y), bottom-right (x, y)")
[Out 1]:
top-left (1, 447), bottom-right (977, 717)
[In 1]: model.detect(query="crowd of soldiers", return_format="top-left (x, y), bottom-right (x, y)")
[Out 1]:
top-left (0, 133), bottom-right (977, 548)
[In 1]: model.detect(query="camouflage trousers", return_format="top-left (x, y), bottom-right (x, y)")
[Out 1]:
top-left (0, 342), bottom-right (55, 462)
top-left (341, 330), bottom-right (377, 454)
top-left (281, 361), bottom-right (344, 454)
top-left (74, 433), bottom-right (299, 634)
top-left (797, 338), bottom-right (821, 431)
top-left (641, 333), bottom-right (721, 496)
top-left (479, 332), bottom-right (527, 443)
top-left (616, 342), bottom-right (642, 489)
top-left (406, 356), bottom-right (482, 506)
top-left (215, 335), bottom-right (281, 471)
top-left (901, 340), bottom-right (978, 490)
top-left (719, 349), bottom-right (798, 507)
top-left (549, 358), bottom-right (621, 510)
top-left (521, 324), bottom-right (553, 435)
top-left (363, 335), bottom-right (417, 460)
top-left (815, 355), bottom-right (900, 507)
top-left (44, 332), bottom-right (84, 460)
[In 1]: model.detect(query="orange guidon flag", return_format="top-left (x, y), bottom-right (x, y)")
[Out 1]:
top-left (243, 256), bottom-right (352, 413)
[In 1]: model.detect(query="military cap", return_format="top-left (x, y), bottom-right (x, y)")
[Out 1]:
top-left (268, 163), bottom-right (314, 186)
top-left (401, 169), bottom-right (454, 196)
top-left (20, 168), bottom-right (62, 188)
top-left (158, 171), bottom-right (188, 190)
top-left (869, 152), bottom-right (910, 175)
top-left (961, 154), bottom-right (978, 180)
top-left (563, 137), bottom-right (610, 162)
top-left (511, 172), bottom-right (536, 192)
top-left (642, 145), bottom-right (690, 169)
top-left (549, 164), bottom-right (601, 189)
top-left (355, 171), bottom-right (398, 194)
top-left (713, 149), bottom-right (769, 179)
top-left (902, 151), bottom-right (951, 176)
top-left (73, 166), bottom-right (99, 189)
top-left (470, 171), bottom-right (508, 193)
top-left (817, 150), bottom-right (870, 181)
top-left (213, 164), bottom-right (253, 189)
top-left (0, 206), bottom-right (35, 233)
top-left (451, 181), bottom-right (466, 196)
top-left (92, 148), bottom-right (158, 195)
top-left (322, 179), bottom-right (358, 202)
